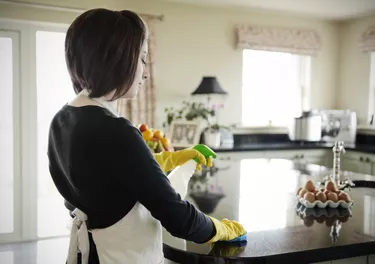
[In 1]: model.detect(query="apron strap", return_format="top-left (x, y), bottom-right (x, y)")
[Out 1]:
top-left (67, 208), bottom-right (90, 264)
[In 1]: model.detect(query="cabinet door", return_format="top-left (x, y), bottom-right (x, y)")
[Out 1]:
top-left (363, 163), bottom-right (373, 175)
top-left (341, 156), bottom-right (372, 175)
top-left (263, 150), bottom-right (304, 160)
top-left (264, 149), bottom-right (330, 166)
top-left (341, 157), bottom-right (363, 174)
top-left (217, 151), bottom-right (265, 161)
top-left (305, 156), bottom-right (326, 167)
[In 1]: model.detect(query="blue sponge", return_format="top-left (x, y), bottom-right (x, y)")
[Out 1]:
top-left (224, 234), bottom-right (247, 243)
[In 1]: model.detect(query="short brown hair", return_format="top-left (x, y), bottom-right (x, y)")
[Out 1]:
top-left (65, 9), bottom-right (147, 100)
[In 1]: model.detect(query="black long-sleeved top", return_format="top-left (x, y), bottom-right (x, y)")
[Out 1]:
top-left (47, 104), bottom-right (215, 243)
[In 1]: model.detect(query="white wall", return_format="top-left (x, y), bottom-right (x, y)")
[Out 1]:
top-left (337, 15), bottom-right (375, 125)
top-left (0, 0), bottom-right (340, 128)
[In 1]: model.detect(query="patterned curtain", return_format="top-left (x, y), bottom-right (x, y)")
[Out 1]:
top-left (117, 16), bottom-right (157, 127)
top-left (236, 24), bottom-right (321, 56)
top-left (359, 25), bottom-right (375, 53)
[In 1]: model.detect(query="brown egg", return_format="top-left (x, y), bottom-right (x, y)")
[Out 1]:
top-left (325, 218), bottom-right (335, 227)
top-left (296, 187), bottom-right (303, 196)
top-left (320, 188), bottom-right (325, 192)
top-left (313, 189), bottom-right (319, 195)
top-left (339, 215), bottom-right (349, 223)
top-left (305, 180), bottom-right (315, 192)
top-left (316, 191), bottom-right (327, 203)
top-left (327, 192), bottom-right (338, 202)
top-left (299, 188), bottom-right (308, 198)
top-left (304, 218), bottom-right (314, 227)
top-left (325, 181), bottom-right (338, 192)
top-left (323, 189), bottom-right (330, 196)
top-left (316, 215), bottom-right (325, 224)
top-left (338, 192), bottom-right (351, 203)
top-left (304, 192), bottom-right (316, 203)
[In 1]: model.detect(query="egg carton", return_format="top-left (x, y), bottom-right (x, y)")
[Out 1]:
top-left (296, 195), bottom-right (354, 209)
top-left (296, 203), bottom-right (352, 218)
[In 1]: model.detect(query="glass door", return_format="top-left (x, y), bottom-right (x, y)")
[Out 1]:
top-left (36, 30), bottom-right (74, 238)
top-left (0, 30), bottom-right (21, 243)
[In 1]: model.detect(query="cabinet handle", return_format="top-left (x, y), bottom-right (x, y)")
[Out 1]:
top-left (366, 157), bottom-right (370, 163)
top-left (360, 157), bottom-right (364, 162)
top-left (301, 154), bottom-right (304, 159)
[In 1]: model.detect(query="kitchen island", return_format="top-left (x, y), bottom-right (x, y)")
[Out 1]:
top-left (163, 158), bottom-right (375, 264)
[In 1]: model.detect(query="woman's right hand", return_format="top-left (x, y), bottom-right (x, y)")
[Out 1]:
top-left (153, 148), bottom-right (212, 172)
top-left (205, 216), bottom-right (247, 243)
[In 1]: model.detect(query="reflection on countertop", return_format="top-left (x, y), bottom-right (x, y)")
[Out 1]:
top-left (163, 158), bottom-right (375, 264)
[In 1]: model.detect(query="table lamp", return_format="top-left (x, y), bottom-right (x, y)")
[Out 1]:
top-left (191, 76), bottom-right (227, 105)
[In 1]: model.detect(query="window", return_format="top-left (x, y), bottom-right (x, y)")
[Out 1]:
top-left (36, 31), bottom-right (74, 238)
top-left (242, 50), bottom-right (311, 127)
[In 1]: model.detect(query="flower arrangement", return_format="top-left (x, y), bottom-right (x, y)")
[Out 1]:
top-left (138, 123), bottom-right (173, 153)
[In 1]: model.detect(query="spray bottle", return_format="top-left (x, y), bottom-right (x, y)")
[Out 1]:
top-left (163, 144), bottom-right (217, 250)
top-left (167, 144), bottom-right (217, 199)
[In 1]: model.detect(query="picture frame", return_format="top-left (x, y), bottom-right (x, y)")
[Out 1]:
top-left (169, 120), bottom-right (202, 148)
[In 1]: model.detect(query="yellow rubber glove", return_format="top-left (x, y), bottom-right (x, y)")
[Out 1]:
top-left (206, 216), bottom-right (247, 243)
top-left (153, 149), bottom-right (211, 173)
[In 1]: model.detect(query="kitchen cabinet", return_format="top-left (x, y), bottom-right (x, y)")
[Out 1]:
top-left (217, 151), bottom-right (266, 161)
top-left (341, 151), bottom-right (374, 175)
top-left (218, 149), bottom-right (332, 167)
top-left (263, 149), bottom-right (332, 167)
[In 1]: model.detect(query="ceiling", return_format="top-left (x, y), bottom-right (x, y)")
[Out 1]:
top-left (161, 0), bottom-right (375, 20)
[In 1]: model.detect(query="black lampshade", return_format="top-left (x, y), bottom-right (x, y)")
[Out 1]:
top-left (191, 77), bottom-right (227, 95)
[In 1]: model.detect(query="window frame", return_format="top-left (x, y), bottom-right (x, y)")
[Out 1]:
top-left (241, 49), bottom-right (311, 127)
top-left (0, 19), bottom-right (68, 244)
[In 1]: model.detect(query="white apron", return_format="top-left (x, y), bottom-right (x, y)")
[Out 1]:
top-left (66, 90), bottom-right (164, 264)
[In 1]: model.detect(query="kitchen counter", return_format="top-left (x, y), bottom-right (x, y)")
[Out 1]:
top-left (163, 159), bottom-right (375, 264)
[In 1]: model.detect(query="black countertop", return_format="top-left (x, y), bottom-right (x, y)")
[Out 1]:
top-left (163, 159), bottom-right (375, 263)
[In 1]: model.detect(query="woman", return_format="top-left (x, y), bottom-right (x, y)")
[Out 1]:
top-left (48, 8), bottom-right (246, 264)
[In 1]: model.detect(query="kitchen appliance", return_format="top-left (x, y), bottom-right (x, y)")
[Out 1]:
top-left (320, 110), bottom-right (357, 144)
top-left (217, 127), bottom-right (234, 148)
top-left (289, 110), bottom-right (322, 142)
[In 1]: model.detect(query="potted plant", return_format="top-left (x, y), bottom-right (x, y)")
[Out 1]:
top-left (163, 101), bottom-right (215, 130)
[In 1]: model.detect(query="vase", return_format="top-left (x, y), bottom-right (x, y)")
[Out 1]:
top-left (204, 131), bottom-right (221, 149)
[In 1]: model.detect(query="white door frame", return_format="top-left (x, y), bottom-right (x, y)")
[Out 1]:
top-left (0, 29), bottom-right (21, 243)
top-left (368, 52), bottom-right (375, 123)
top-left (0, 19), bottom-right (68, 243)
